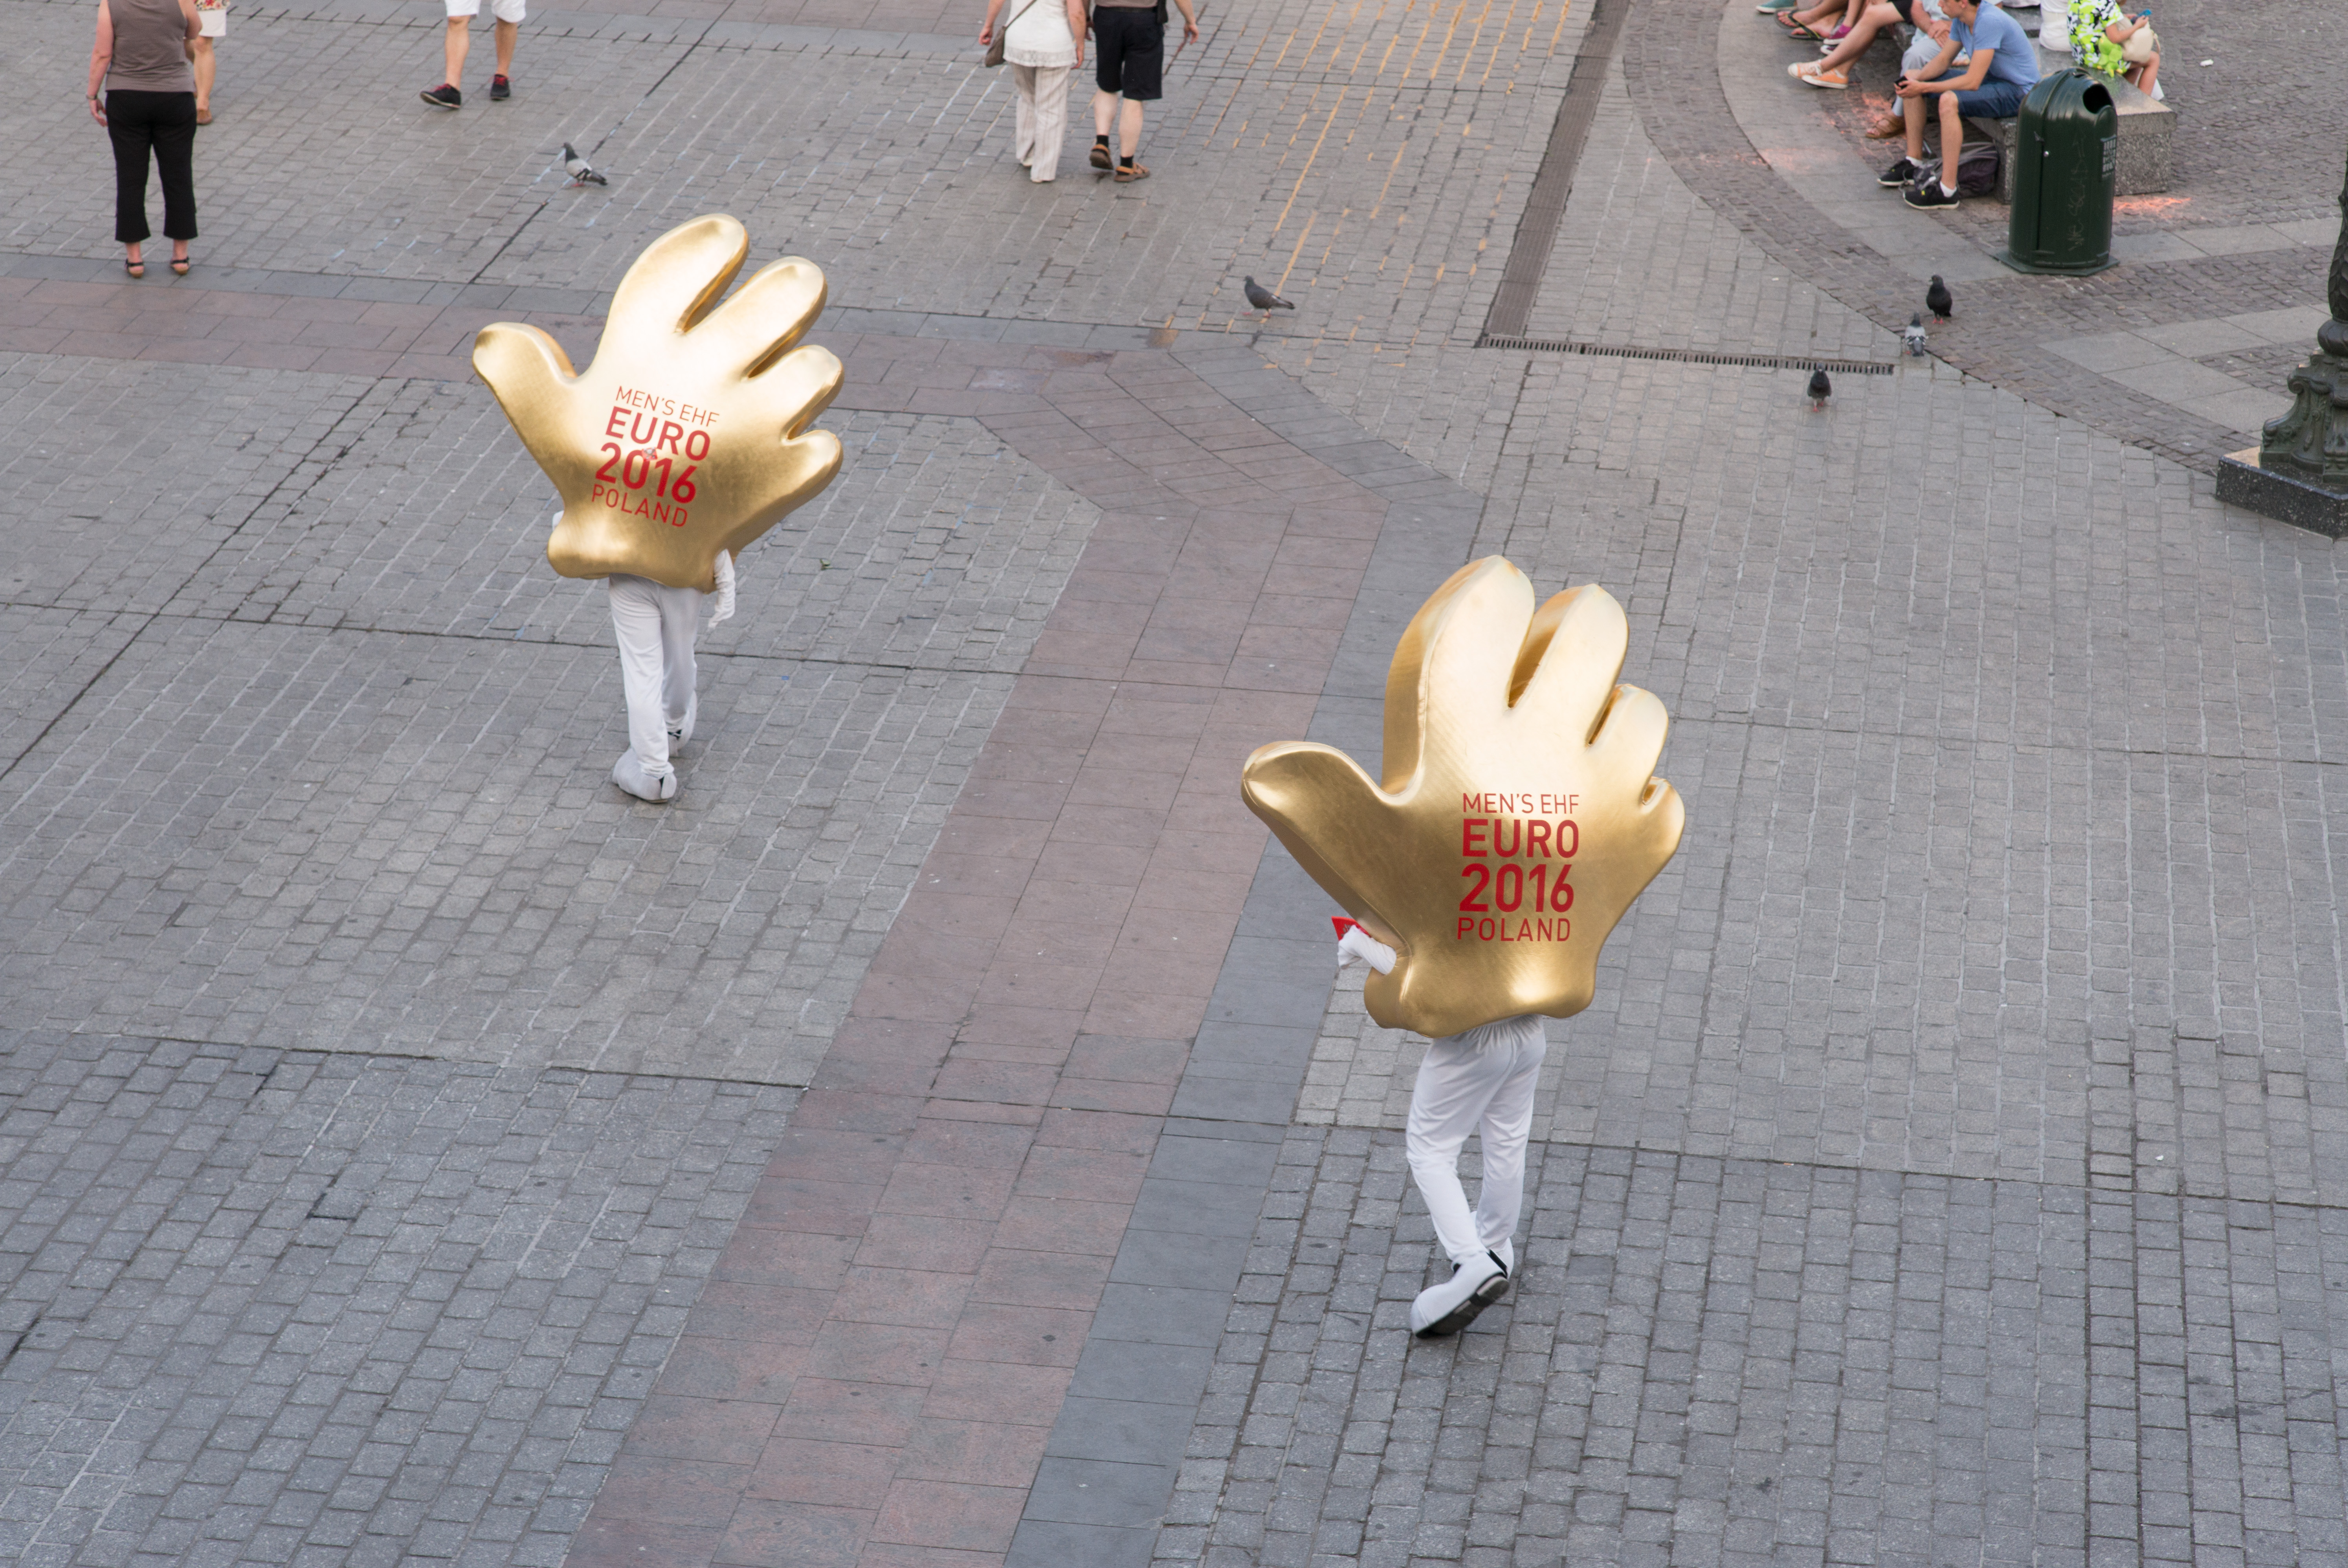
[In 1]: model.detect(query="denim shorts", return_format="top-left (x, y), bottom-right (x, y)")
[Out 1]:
top-left (1952, 79), bottom-right (2028, 117)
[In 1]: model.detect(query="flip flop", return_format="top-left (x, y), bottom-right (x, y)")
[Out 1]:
top-left (1778, 17), bottom-right (1825, 38)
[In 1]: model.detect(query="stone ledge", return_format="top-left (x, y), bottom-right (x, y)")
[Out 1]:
top-left (2217, 448), bottom-right (2348, 538)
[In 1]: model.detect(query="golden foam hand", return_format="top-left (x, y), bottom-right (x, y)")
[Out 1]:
top-left (1241, 557), bottom-right (1685, 1038)
top-left (472, 214), bottom-right (844, 591)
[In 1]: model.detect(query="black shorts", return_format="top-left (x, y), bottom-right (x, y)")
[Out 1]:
top-left (1890, 0), bottom-right (1917, 22)
top-left (1093, 7), bottom-right (1163, 100)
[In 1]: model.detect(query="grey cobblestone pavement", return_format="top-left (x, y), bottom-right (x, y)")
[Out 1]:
top-left (1154, 1131), bottom-right (2348, 1568)
top-left (0, 1029), bottom-right (797, 1568)
top-left (5, 0), bottom-right (2348, 1559)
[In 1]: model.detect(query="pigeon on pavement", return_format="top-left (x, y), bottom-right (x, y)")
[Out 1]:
top-left (1242, 276), bottom-right (1294, 315)
top-left (1926, 275), bottom-right (1952, 321)
top-left (563, 143), bottom-right (607, 186)
top-left (1904, 314), bottom-right (1929, 356)
top-left (1807, 367), bottom-right (1831, 410)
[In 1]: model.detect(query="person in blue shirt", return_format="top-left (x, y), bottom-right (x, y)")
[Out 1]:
top-left (1880, 0), bottom-right (2041, 209)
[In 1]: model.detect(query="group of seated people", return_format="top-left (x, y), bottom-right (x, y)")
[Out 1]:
top-left (1756, 0), bottom-right (2163, 209)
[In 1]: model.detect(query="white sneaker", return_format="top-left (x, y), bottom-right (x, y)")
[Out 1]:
top-left (611, 753), bottom-right (677, 802)
top-left (666, 696), bottom-right (697, 749)
top-left (1409, 1251), bottom-right (1509, 1337)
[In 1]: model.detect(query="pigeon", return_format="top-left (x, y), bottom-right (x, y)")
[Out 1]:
top-left (1807, 367), bottom-right (1831, 410)
top-left (1242, 276), bottom-right (1294, 316)
top-left (1904, 314), bottom-right (1929, 356)
top-left (1926, 275), bottom-right (1952, 321)
top-left (563, 143), bottom-right (607, 187)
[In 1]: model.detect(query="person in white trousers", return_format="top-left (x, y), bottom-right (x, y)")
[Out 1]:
top-left (980, 0), bottom-right (1088, 181)
top-left (605, 552), bottom-right (733, 802)
top-left (1336, 921), bottom-right (1546, 1337)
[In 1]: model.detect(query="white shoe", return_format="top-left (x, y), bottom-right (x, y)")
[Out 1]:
top-left (611, 754), bottom-right (677, 802)
top-left (1409, 1251), bottom-right (1508, 1337)
top-left (1489, 1238), bottom-right (1515, 1275)
top-left (666, 696), bottom-right (696, 749)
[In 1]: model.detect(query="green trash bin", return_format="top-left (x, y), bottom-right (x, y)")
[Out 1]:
top-left (2001, 69), bottom-right (2118, 275)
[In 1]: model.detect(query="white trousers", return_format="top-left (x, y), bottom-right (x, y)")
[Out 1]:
top-left (1013, 64), bottom-right (1072, 182)
top-left (1405, 1015), bottom-right (1546, 1266)
top-left (606, 573), bottom-right (701, 780)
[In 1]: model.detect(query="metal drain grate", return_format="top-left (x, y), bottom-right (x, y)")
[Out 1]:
top-left (1476, 336), bottom-right (1902, 375)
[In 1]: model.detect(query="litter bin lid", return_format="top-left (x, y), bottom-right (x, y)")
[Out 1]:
top-left (2024, 68), bottom-right (2115, 122)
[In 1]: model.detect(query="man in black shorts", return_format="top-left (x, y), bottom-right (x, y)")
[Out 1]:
top-left (1087, 0), bottom-right (1198, 183)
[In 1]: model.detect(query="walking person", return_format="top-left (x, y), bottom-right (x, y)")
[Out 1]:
top-left (982, 0), bottom-right (1088, 181)
top-left (1332, 921), bottom-right (1543, 1338)
top-left (1086, 0), bottom-right (1198, 183)
top-left (420, 0), bottom-right (520, 110)
top-left (88, 0), bottom-right (202, 278)
top-left (191, 0), bottom-right (222, 122)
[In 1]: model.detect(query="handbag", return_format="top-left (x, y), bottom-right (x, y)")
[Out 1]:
top-left (2121, 22), bottom-right (2158, 64)
top-left (985, 0), bottom-right (1044, 66)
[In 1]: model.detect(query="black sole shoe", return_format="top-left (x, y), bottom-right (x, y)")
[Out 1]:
top-left (1416, 1271), bottom-right (1511, 1338)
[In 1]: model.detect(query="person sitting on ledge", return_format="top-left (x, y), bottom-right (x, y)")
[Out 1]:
top-left (1877, 0), bottom-right (2038, 210)
top-left (1772, 0), bottom-right (1860, 47)
top-left (1790, 0), bottom-right (1943, 93)
top-left (2066, 0), bottom-right (2161, 99)
top-left (1862, 2), bottom-right (1954, 137)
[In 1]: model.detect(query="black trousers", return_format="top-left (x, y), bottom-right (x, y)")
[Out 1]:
top-left (106, 90), bottom-right (198, 245)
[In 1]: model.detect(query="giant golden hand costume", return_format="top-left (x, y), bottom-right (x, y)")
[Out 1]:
top-left (1241, 557), bottom-right (1684, 1037)
top-left (472, 214), bottom-right (844, 592)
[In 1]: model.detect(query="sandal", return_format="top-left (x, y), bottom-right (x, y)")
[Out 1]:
top-left (1778, 16), bottom-right (1824, 38)
top-left (169, 257), bottom-right (191, 276)
top-left (123, 258), bottom-right (145, 278)
top-left (1114, 161), bottom-right (1150, 182)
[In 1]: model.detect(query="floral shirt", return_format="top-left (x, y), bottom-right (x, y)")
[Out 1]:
top-left (2066, 0), bottom-right (2127, 74)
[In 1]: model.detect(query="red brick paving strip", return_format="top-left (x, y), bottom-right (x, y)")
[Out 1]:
top-left (559, 339), bottom-right (1380, 1566)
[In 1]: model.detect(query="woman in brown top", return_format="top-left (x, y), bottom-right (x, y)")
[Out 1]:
top-left (86, 0), bottom-right (203, 277)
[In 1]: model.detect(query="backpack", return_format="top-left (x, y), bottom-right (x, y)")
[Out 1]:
top-left (1955, 139), bottom-right (2001, 198)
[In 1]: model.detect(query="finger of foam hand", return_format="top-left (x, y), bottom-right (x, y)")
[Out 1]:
top-left (599, 214), bottom-right (748, 357)
top-left (1585, 682), bottom-right (1671, 793)
top-left (706, 258), bottom-right (829, 375)
top-left (738, 346), bottom-right (846, 436)
top-left (711, 429), bottom-right (843, 561)
top-left (1510, 584), bottom-right (1628, 738)
top-left (1386, 557), bottom-right (1531, 789)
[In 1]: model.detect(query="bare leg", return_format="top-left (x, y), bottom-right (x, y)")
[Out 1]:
top-left (493, 18), bottom-right (516, 75)
top-left (1816, 1), bottom-right (1896, 70)
top-left (2132, 53), bottom-right (2157, 95)
top-left (191, 37), bottom-right (213, 113)
top-left (444, 16), bottom-right (469, 85)
top-left (1093, 87), bottom-right (1115, 136)
top-left (1935, 92), bottom-right (1963, 190)
top-left (1902, 93), bottom-right (1926, 165)
top-left (1117, 97), bottom-right (1141, 159)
